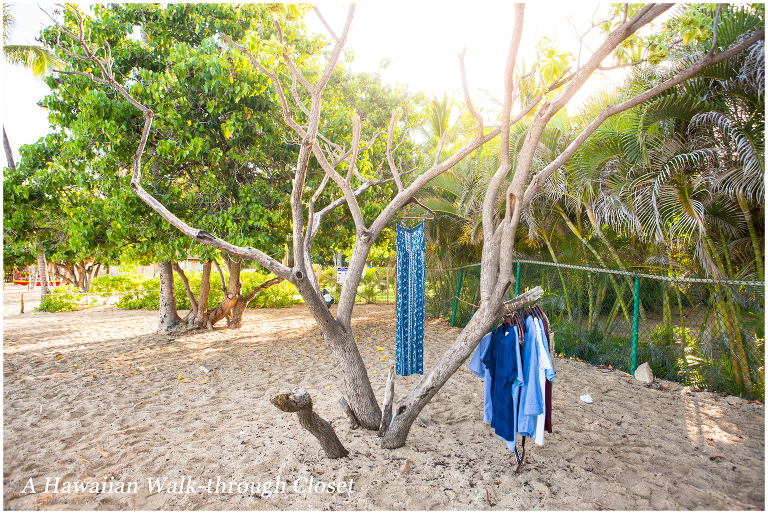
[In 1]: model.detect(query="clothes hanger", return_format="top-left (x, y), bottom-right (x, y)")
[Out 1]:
top-left (396, 197), bottom-right (436, 220)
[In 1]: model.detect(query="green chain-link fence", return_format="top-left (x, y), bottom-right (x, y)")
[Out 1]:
top-left (425, 260), bottom-right (765, 402)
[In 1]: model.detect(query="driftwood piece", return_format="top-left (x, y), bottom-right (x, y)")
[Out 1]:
top-left (378, 365), bottom-right (395, 437)
top-left (338, 396), bottom-right (360, 429)
top-left (271, 387), bottom-right (349, 459)
top-left (503, 285), bottom-right (544, 312)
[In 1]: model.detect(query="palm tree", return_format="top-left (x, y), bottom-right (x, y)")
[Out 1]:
top-left (3, 4), bottom-right (61, 171)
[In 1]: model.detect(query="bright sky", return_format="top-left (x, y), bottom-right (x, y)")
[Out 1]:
top-left (2, 2), bottom-right (642, 166)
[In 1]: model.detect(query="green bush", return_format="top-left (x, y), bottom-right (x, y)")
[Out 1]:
top-left (241, 270), bottom-right (302, 308)
top-left (116, 276), bottom-right (161, 310)
top-left (113, 269), bottom-right (302, 311)
top-left (91, 273), bottom-right (142, 293)
top-left (40, 268), bottom-right (302, 312)
top-left (37, 284), bottom-right (95, 312)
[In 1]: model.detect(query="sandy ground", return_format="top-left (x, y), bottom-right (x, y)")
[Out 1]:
top-left (3, 287), bottom-right (765, 510)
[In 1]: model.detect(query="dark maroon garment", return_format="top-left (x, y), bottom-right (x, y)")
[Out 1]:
top-left (537, 308), bottom-right (553, 434)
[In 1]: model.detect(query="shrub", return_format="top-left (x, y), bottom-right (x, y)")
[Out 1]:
top-left (37, 284), bottom-right (95, 312)
top-left (116, 277), bottom-right (161, 310)
top-left (241, 270), bottom-right (302, 308)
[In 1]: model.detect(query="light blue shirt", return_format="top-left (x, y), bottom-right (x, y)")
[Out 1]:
top-left (517, 315), bottom-right (544, 438)
top-left (468, 332), bottom-right (493, 423)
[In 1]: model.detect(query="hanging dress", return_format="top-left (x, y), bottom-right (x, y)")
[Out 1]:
top-left (395, 219), bottom-right (426, 376)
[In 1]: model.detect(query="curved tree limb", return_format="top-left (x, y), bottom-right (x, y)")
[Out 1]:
top-left (520, 27), bottom-right (766, 210)
top-left (272, 387), bottom-right (349, 459)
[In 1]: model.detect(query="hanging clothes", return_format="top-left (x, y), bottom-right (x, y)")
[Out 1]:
top-left (538, 309), bottom-right (555, 433)
top-left (532, 315), bottom-right (555, 446)
top-left (395, 220), bottom-right (426, 376)
top-left (469, 322), bottom-right (524, 451)
top-left (469, 307), bottom-right (556, 459)
top-left (468, 331), bottom-right (494, 423)
top-left (482, 324), bottom-right (523, 442)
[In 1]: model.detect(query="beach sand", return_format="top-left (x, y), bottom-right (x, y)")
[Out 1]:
top-left (3, 290), bottom-right (765, 510)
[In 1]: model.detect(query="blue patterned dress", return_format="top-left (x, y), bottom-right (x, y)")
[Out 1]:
top-left (396, 220), bottom-right (426, 375)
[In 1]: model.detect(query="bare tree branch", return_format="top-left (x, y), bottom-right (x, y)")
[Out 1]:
top-left (274, 20), bottom-right (313, 92)
top-left (346, 114), bottom-right (362, 182)
top-left (521, 26), bottom-right (765, 209)
top-left (709, 4), bottom-right (723, 56)
top-left (433, 129), bottom-right (449, 168)
top-left (479, 3), bottom-right (526, 302)
top-left (386, 110), bottom-right (405, 192)
top-left (290, 72), bottom-right (311, 117)
top-left (312, 5), bottom-right (339, 43)
top-left (459, 48), bottom-right (484, 139)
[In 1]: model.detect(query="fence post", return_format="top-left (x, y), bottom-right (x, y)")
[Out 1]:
top-left (450, 268), bottom-right (465, 327)
top-left (630, 273), bottom-right (640, 373)
top-left (515, 261), bottom-right (521, 297)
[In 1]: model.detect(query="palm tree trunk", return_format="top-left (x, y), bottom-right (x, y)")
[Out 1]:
top-left (3, 125), bottom-right (16, 172)
top-left (546, 240), bottom-right (573, 320)
top-left (585, 204), bottom-right (647, 319)
top-left (703, 234), bottom-right (752, 394)
top-left (560, 211), bottom-right (632, 323)
top-left (737, 193), bottom-right (764, 281)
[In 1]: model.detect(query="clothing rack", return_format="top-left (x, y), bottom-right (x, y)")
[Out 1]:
top-left (502, 285), bottom-right (543, 314)
top-left (482, 285), bottom-right (547, 473)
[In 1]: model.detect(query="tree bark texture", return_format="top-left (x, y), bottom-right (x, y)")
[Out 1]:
top-left (326, 324), bottom-right (382, 430)
top-left (271, 387), bottom-right (349, 459)
top-left (35, 236), bottom-right (50, 296)
top-left (378, 365), bottom-right (395, 437)
top-left (195, 260), bottom-right (212, 326)
top-left (157, 261), bottom-right (182, 333)
top-left (228, 276), bottom-right (283, 329)
top-left (294, 276), bottom-right (382, 431)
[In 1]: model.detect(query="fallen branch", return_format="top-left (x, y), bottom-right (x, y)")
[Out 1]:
top-left (271, 387), bottom-right (349, 458)
top-left (502, 285), bottom-right (544, 312)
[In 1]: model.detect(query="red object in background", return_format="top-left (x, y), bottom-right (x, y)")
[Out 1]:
top-left (13, 280), bottom-right (62, 286)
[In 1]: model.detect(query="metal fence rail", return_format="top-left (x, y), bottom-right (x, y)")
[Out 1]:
top-left (425, 260), bottom-right (765, 402)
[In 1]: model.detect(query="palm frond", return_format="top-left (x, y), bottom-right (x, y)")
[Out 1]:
top-left (3, 44), bottom-right (62, 77)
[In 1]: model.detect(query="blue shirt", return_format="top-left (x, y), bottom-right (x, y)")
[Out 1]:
top-left (481, 324), bottom-right (523, 441)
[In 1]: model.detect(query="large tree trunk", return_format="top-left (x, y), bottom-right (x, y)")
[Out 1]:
top-left (172, 258), bottom-right (287, 331)
top-left (72, 261), bottom-right (87, 292)
top-left (35, 235), bottom-right (50, 296)
top-left (327, 326), bottom-right (382, 430)
top-left (202, 258), bottom-right (241, 328)
top-left (157, 261), bottom-right (182, 333)
top-left (85, 262), bottom-right (101, 291)
top-left (3, 125), bottom-right (16, 172)
top-left (292, 272), bottom-right (382, 431)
